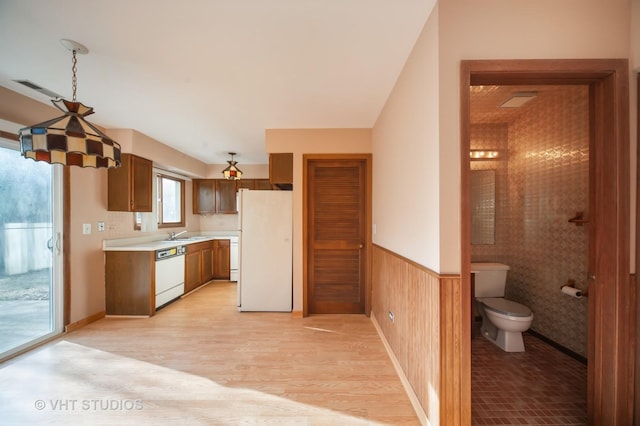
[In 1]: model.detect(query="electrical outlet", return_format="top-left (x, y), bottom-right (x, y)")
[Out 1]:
top-left (97, 221), bottom-right (105, 232)
top-left (388, 310), bottom-right (394, 323)
top-left (82, 223), bottom-right (91, 235)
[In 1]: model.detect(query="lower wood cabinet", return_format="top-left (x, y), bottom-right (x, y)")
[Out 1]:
top-left (184, 239), bottom-right (231, 293)
top-left (213, 239), bottom-right (230, 280)
top-left (185, 246), bottom-right (203, 293)
top-left (202, 245), bottom-right (214, 282)
top-left (105, 251), bottom-right (155, 316)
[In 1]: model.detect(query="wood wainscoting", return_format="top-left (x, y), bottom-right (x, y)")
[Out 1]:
top-left (372, 244), bottom-right (468, 425)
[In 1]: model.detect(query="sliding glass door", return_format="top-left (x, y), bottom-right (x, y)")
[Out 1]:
top-left (0, 137), bottom-right (63, 360)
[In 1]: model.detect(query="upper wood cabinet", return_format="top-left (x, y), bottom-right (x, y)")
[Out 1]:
top-left (108, 153), bottom-right (153, 212)
top-left (216, 179), bottom-right (237, 214)
top-left (269, 153), bottom-right (293, 185)
top-left (192, 179), bottom-right (238, 214)
top-left (237, 179), bottom-right (273, 190)
top-left (192, 179), bottom-right (216, 215)
top-left (254, 179), bottom-right (273, 190)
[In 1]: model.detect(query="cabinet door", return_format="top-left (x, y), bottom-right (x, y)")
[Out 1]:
top-left (185, 250), bottom-right (201, 293)
top-left (213, 239), bottom-right (231, 279)
top-left (269, 153), bottom-right (293, 184)
top-left (193, 179), bottom-right (216, 214)
top-left (216, 179), bottom-right (237, 213)
top-left (131, 155), bottom-right (153, 211)
top-left (107, 153), bottom-right (153, 212)
top-left (105, 251), bottom-right (154, 315)
top-left (254, 179), bottom-right (273, 190)
top-left (236, 179), bottom-right (255, 190)
top-left (201, 245), bottom-right (214, 283)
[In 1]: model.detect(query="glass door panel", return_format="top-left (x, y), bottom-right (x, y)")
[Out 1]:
top-left (0, 140), bottom-right (62, 359)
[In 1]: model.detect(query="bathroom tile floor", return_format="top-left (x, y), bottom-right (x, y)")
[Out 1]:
top-left (472, 330), bottom-right (587, 425)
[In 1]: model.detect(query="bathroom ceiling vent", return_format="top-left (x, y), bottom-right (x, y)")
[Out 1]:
top-left (499, 91), bottom-right (537, 109)
top-left (13, 79), bottom-right (62, 99)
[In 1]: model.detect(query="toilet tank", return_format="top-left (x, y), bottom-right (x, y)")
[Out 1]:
top-left (471, 262), bottom-right (510, 297)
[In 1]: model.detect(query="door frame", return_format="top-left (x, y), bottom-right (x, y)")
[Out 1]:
top-left (302, 153), bottom-right (372, 317)
top-left (460, 59), bottom-right (633, 424)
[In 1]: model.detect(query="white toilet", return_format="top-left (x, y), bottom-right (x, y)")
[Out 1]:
top-left (471, 262), bottom-right (534, 352)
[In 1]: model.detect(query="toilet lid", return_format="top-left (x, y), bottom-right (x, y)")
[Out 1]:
top-left (480, 297), bottom-right (531, 317)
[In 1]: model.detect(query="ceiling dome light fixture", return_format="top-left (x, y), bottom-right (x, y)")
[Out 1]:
top-left (18, 39), bottom-right (121, 168)
top-left (222, 152), bottom-right (243, 180)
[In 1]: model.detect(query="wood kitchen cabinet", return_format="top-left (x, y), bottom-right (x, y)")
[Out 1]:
top-left (108, 153), bottom-right (153, 212)
top-left (184, 248), bottom-right (201, 293)
top-left (193, 179), bottom-right (242, 214)
top-left (105, 251), bottom-right (155, 315)
top-left (216, 179), bottom-right (237, 213)
top-left (213, 239), bottom-right (230, 280)
top-left (185, 241), bottom-right (210, 293)
top-left (184, 240), bottom-right (230, 291)
top-left (192, 179), bottom-right (216, 215)
top-left (202, 244), bottom-right (214, 283)
top-left (269, 153), bottom-right (293, 186)
top-left (237, 179), bottom-right (273, 190)
top-left (254, 179), bottom-right (274, 190)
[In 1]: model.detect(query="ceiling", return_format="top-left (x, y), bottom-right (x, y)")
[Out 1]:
top-left (469, 85), bottom-right (574, 125)
top-left (0, 0), bottom-right (435, 164)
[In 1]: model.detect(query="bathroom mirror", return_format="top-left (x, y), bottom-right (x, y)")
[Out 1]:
top-left (470, 169), bottom-right (496, 245)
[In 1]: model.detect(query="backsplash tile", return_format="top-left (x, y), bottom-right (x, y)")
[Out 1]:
top-left (471, 86), bottom-right (589, 357)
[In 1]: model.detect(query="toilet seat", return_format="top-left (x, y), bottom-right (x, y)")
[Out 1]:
top-left (478, 297), bottom-right (531, 317)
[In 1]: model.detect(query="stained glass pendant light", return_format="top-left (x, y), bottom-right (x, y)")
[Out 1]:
top-left (19, 39), bottom-right (121, 168)
top-left (222, 152), bottom-right (243, 180)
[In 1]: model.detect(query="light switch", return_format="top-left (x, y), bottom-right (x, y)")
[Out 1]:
top-left (82, 223), bottom-right (91, 235)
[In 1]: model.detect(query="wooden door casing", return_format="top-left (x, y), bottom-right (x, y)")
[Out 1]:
top-left (305, 157), bottom-right (369, 314)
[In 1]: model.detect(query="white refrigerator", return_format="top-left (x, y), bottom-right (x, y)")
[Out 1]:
top-left (237, 189), bottom-right (292, 312)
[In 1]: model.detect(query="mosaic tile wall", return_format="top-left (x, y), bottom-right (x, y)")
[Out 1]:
top-left (471, 86), bottom-right (590, 357)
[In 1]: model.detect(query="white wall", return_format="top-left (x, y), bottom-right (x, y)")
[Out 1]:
top-left (372, 6), bottom-right (442, 272)
top-left (437, 0), bottom-right (632, 274)
top-left (372, 0), bottom-right (633, 275)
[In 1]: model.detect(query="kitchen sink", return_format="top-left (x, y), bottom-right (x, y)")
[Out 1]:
top-left (163, 236), bottom-right (210, 242)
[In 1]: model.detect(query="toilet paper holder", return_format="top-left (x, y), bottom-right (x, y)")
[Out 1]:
top-left (560, 279), bottom-right (588, 298)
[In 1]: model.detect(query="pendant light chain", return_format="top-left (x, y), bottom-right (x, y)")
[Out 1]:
top-left (71, 49), bottom-right (78, 102)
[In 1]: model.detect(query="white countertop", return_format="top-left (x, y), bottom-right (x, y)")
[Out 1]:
top-left (103, 231), bottom-right (239, 252)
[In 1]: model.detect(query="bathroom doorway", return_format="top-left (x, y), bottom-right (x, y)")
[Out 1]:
top-left (461, 59), bottom-right (632, 424)
top-left (468, 83), bottom-right (590, 423)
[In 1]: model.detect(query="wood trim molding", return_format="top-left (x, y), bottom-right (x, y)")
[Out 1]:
top-left (65, 310), bottom-right (105, 333)
top-left (636, 72), bottom-right (640, 424)
top-left (372, 243), bottom-right (458, 279)
top-left (290, 310), bottom-right (303, 318)
top-left (63, 166), bottom-right (71, 327)
top-left (0, 130), bottom-right (18, 141)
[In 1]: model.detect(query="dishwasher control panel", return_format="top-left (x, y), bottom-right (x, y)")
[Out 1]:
top-left (156, 245), bottom-right (185, 260)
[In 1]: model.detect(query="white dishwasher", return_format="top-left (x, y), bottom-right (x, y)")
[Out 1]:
top-left (155, 246), bottom-right (185, 308)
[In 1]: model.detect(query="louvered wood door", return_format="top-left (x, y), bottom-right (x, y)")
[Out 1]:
top-left (307, 159), bottom-right (366, 314)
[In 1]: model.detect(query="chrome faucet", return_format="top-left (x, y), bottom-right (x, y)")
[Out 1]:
top-left (169, 230), bottom-right (188, 241)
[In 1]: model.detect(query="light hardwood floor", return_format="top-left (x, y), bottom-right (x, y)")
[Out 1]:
top-left (0, 281), bottom-right (419, 425)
